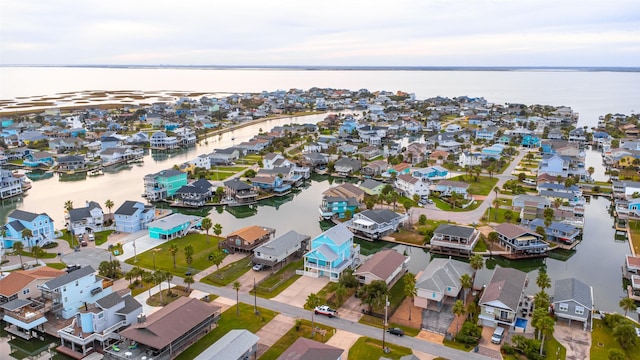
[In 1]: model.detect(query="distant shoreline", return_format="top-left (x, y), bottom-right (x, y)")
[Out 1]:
top-left (2, 64), bottom-right (639, 72)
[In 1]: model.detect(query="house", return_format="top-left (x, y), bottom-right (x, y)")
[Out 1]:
top-left (348, 209), bottom-right (407, 240)
top-left (433, 180), bottom-right (469, 197)
top-left (143, 169), bottom-right (188, 201)
top-left (210, 148), bottom-right (240, 164)
top-left (404, 142), bottom-right (428, 164)
top-left (147, 213), bottom-right (202, 240)
top-left (222, 225), bottom-right (276, 253)
top-left (193, 329), bottom-right (259, 360)
top-left (109, 297), bottom-right (221, 360)
top-left (175, 178), bottom-right (214, 207)
top-left (302, 152), bottom-right (329, 167)
top-left (303, 223), bottom-right (360, 282)
top-left (412, 166), bottom-right (449, 181)
top-left (478, 267), bottom-right (528, 328)
top-left (23, 151), bottom-right (54, 167)
top-left (429, 224), bottom-right (480, 258)
top-left (429, 150), bottom-right (450, 165)
top-left (552, 278), bottom-right (594, 331)
top-left (385, 162), bottom-right (411, 178)
top-left (263, 152), bottom-right (292, 169)
top-left (252, 230), bottom-right (310, 268)
top-left (481, 144), bottom-right (505, 159)
top-left (395, 174), bottom-right (430, 197)
top-left (323, 183), bottom-right (365, 203)
top-left (0, 266), bottom-right (65, 305)
top-left (39, 266), bottom-right (113, 319)
top-left (67, 201), bottom-right (105, 236)
top-left (224, 179), bottom-right (258, 205)
top-left (359, 178), bottom-right (385, 196)
top-left (277, 338), bottom-right (343, 360)
top-left (353, 249), bottom-right (408, 286)
top-left (526, 218), bottom-right (581, 244)
top-left (318, 196), bottom-right (359, 219)
top-left (522, 134), bottom-right (541, 148)
top-left (493, 223), bottom-right (549, 258)
top-left (414, 258), bottom-right (474, 311)
top-left (100, 147), bottom-right (144, 166)
top-left (333, 157), bottom-right (361, 176)
top-left (361, 159), bottom-right (388, 177)
top-left (0, 168), bottom-right (25, 199)
top-left (252, 175), bottom-right (292, 194)
top-left (149, 131), bottom-right (179, 149)
top-left (458, 152), bottom-right (482, 167)
top-left (1, 209), bottom-right (55, 249)
top-left (57, 291), bottom-right (143, 359)
top-left (113, 201), bottom-right (156, 233)
top-left (475, 126), bottom-right (498, 141)
top-left (57, 155), bottom-right (86, 171)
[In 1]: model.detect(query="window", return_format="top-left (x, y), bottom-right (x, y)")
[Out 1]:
top-left (559, 303), bottom-right (568, 312)
top-left (76, 280), bottom-right (79, 286)
top-left (23, 289), bottom-right (30, 295)
top-left (432, 292), bottom-right (436, 298)
top-left (575, 306), bottom-right (584, 315)
top-left (447, 287), bottom-right (452, 292)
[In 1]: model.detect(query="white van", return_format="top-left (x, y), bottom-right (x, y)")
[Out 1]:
top-left (491, 326), bottom-right (505, 344)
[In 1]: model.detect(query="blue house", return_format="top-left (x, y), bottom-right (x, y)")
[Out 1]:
top-left (413, 166), bottom-right (449, 180)
top-left (527, 218), bottom-right (581, 244)
top-left (475, 127), bottom-right (498, 141)
top-left (251, 175), bottom-right (291, 194)
top-left (522, 134), bottom-right (541, 148)
top-left (433, 180), bottom-right (469, 197)
top-left (303, 223), bottom-right (360, 281)
top-left (113, 201), bottom-right (156, 233)
top-left (319, 196), bottom-right (359, 219)
top-left (147, 213), bottom-right (202, 240)
top-left (1, 209), bottom-right (55, 249)
top-left (23, 151), bottom-right (54, 167)
top-left (481, 144), bottom-right (505, 159)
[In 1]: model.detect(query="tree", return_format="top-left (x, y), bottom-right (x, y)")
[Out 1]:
top-left (536, 226), bottom-right (547, 241)
top-left (31, 245), bottom-right (43, 264)
top-left (104, 199), bottom-right (114, 214)
top-left (21, 229), bottom-right (33, 252)
top-left (536, 270), bottom-right (551, 292)
top-left (469, 254), bottom-right (484, 271)
top-left (165, 271), bottom-right (173, 295)
top-left (619, 297), bottom-right (637, 317)
top-left (233, 281), bottom-right (241, 315)
top-left (210, 250), bottom-right (225, 271)
top-left (64, 200), bottom-right (74, 212)
top-left (537, 315), bottom-right (555, 355)
top-left (213, 223), bottom-right (223, 239)
top-left (487, 232), bottom-right (499, 258)
top-left (184, 275), bottom-right (195, 293)
top-left (184, 244), bottom-right (194, 267)
top-left (587, 166), bottom-right (595, 178)
top-left (168, 244), bottom-right (179, 269)
top-left (334, 284), bottom-right (347, 305)
top-left (357, 280), bottom-right (388, 313)
top-left (142, 271), bottom-right (154, 297)
top-left (608, 349), bottom-right (626, 360)
top-left (504, 210), bottom-right (514, 223)
top-left (460, 273), bottom-right (473, 302)
top-left (403, 272), bottom-right (417, 320)
top-left (613, 322), bottom-right (637, 350)
top-left (12, 241), bottom-right (24, 268)
top-left (418, 214), bottom-right (427, 225)
top-left (201, 217), bottom-right (212, 244)
top-left (305, 293), bottom-right (321, 338)
top-left (452, 299), bottom-right (465, 334)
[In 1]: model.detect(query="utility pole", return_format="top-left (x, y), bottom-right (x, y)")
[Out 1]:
top-left (382, 294), bottom-right (389, 353)
top-left (254, 277), bottom-right (258, 315)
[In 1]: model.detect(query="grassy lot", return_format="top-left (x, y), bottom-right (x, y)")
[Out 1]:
top-left (443, 338), bottom-right (473, 351)
top-left (207, 171), bottom-right (235, 181)
top-left (175, 302), bottom-right (277, 360)
top-left (449, 175), bottom-right (499, 196)
top-left (473, 240), bottom-right (487, 252)
top-left (124, 233), bottom-right (222, 277)
top-left (15, 249), bottom-right (57, 259)
top-left (213, 166), bottom-right (248, 172)
top-left (628, 220), bottom-right (640, 255)
top-left (591, 318), bottom-right (640, 360)
top-left (202, 256), bottom-right (252, 286)
top-left (354, 238), bottom-right (395, 256)
top-left (94, 230), bottom-right (114, 246)
top-left (390, 229), bottom-right (425, 246)
top-left (433, 197), bottom-right (482, 212)
top-left (254, 259), bottom-right (303, 298)
top-left (45, 262), bottom-right (67, 270)
top-left (483, 207), bottom-right (518, 224)
top-left (544, 335), bottom-right (567, 360)
top-left (358, 314), bottom-right (421, 337)
top-left (388, 276), bottom-right (407, 309)
top-left (259, 320), bottom-right (335, 360)
top-left (314, 281), bottom-right (356, 309)
top-left (348, 336), bottom-right (413, 360)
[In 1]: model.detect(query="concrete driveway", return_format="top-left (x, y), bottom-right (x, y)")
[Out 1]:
top-left (337, 295), bottom-right (364, 322)
top-left (231, 266), bottom-right (272, 292)
top-left (271, 276), bottom-right (329, 308)
top-left (255, 314), bottom-right (295, 357)
top-left (554, 322), bottom-right (591, 360)
top-left (325, 329), bottom-right (360, 360)
top-left (61, 247), bottom-right (113, 268)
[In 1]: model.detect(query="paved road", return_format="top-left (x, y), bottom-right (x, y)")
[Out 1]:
top-left (412, 149), bottom-right (529, 225)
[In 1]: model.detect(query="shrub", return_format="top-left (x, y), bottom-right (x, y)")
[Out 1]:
top-left (602, 313), bottom-right (625, 329)
top-left (455, 321), bottom-right (482, 345)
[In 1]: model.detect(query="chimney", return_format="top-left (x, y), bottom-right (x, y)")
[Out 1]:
top-left (137, 313), bottom-right (146, 323)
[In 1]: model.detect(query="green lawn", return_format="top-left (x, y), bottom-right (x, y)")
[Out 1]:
top-left (358, 314), bottom-right (420, 337)
top-left (94, 230), bottom-right (114, 246)
top-left (207, 171), bottom-right (235, 181)
top-left (258, 320), bottom-right (335, 360)
top-left (348, 337), bottom-right (413, 360)
top-left (254, 259), bottom-right (303, 298)
top-left (45, 262), bottom-right (67, 270)
top-left (628, 221), bottom-right (640, 255)
top-left (124, 233), bottom-right (222, 277)
top-left (483, 207), bottom-right (518, 224)
top-left (591, 318), bottom-right (640, 360)
top-left (473, 240), bottom-right (487, 252)
top-left (175, 302), bottom-right (277, 360)
top-left (449, 175), bottom-right (499, 195)
top-left (354, 238), bottom-right (395, 256)
top-left (201, 256), bottom-right (252, 286)
top-left (213, 166), bottom-right (248, 172)
top-left (433, 196), bottom-right (481, 212)
top-left (544, 335), bottom-right (566, 360)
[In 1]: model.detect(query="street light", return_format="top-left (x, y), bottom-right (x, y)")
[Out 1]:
top-left (133, 240), bottom-right (137, 262)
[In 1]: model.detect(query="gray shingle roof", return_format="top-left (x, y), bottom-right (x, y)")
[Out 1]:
top-left (9, 209), bottom-right (41, 222)
top-left (356, 209), bottom-right (402, 224)
top-left (224, 178), bottom-right (253, 191)
top-left (320, 223), bottom-right (353, 246)
top-left (147, 214), bottom-right (201, 231)
top-left (117, 294), bottom-right (143, 315)
top-left (43, 266), bottom-right (95, 290)
top-left (434, 224), bottom-right (475, 239)
top-left (553, 278), bottom-right (593, 309)
top-left (479, 267), bottom-right (527, 312)
top-left (416, 258), bottom-right (473, 293)
top-left (68, 208), bottom-right (91, 222)
top-left (254, 230), bottom-right (310, 257)
top-left (95, 291), bottom-right (124, 309)
top-left (114, 200), bottom-right (141, 216)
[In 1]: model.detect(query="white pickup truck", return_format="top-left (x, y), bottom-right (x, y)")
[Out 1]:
top-left (314, 305), bottom-right (338, 318)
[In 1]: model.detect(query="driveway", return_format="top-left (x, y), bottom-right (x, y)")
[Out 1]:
top-left (231, 266), bottom-right (271, 292)
top-left (271, 276), bottom-right (329, 308)
top-left (337, 295), bottom-right (364, 322)
top-left (61, 247), bottom-right (113, 268)
top-left (255, 314), bottom-right (295, 357)
top-left (325, 329), bottom-right (360, 360)
top-left (554, 322), bottom-right (591, 360)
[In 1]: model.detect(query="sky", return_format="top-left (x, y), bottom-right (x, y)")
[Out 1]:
top-left (1, 0), bottom-right (639, 67)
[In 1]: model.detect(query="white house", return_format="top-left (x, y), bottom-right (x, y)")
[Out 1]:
top-left (395, 174), bottom-right (430, 197)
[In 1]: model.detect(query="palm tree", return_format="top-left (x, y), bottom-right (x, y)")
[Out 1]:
top-left (305, 293), bottom-right (321, 338)
top-left (201, 217), bottom-right (212, 244)
top-left (64, 200), bottom-right (74, 212)
top-left (538, 315), bottom-right (555, 355)
top-left (619, 297), bottom-right (638, 317)
top-left (210, 250), bottom-right (225, 271)
top-left (125, 270), bottom-right (135, 285)
top-left (184, 244), bottom-right (194, 267)
top-left (403, 272), bottom-right (417, 320)
top-left (469, 254), bottom-right (484, 272)
top-left (487, 232), bottom-right (499, 258)
top-left (213, 223), bottom-right (223, 239)
top-left (184, 275), bottom-right (194, 293)
top-left (233, 281), bottom-right (241, 315)
top-left (536, 270), bottom-right (551, 292)
top-left (460, 273), bottom-right (473, 302)
top-left (31, 245), bottom-right (42, 264)
top-left (13, 242), bottom-right (24, 268)
top-left (104, 199), bottom-right (114, 214)
top-left (142, 271), bottom-right (154, 297)
top-left (613, 322), bottom-right (637, 350)
top-left (452, 299), bottom-right (465, 334)
top-left (334, 284), bottom-right (347, 305)
top-left (21, 229), bottom-right (33, 252)
top-left (165, 271), bottom-right (173, 296)
top-left (168, 244), bottom-right (179, 269)
top-left (154, 271), bottom-right (165, 305)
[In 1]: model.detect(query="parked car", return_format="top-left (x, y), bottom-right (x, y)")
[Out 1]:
top-left (80, 239), bottom-right (88, 246)
top-left (491, 326), bottom-right (505, 344)
top-left (252, 263), bottom-right (264, 271)
top-left (314, 305), bottom-right (337, 318)
top-left (88, 233), bottom-right (95, 241)
top-left (387, 327), bottom-right (404, 336)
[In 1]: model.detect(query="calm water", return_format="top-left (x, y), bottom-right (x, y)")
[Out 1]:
top-left (1, 67), bottom-right (638, 316)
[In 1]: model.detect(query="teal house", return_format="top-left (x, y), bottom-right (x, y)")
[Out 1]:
top-left (147, 213), bottom-right (202, 240)
top-left (143, 169), bottom-right (188, 201)
top-left (303, 223), bottom-right (360, 281)
top-left (318, 196), bottom-right (358, 219)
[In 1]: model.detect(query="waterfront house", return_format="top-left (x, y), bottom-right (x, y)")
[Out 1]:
top-left (303, 223), bottom-right (360, 282)
top-left (395, 174), bottom-right (430, 198)
top-left (57, 291), bottom-right (143, 359)
top-left (224, 179), bottom-right (258, 205)
top-left (478, 267), bottom-right (528, 328)
top-left (23, 151), bottom-right (54, 168)
top-left (338, 143), bottom-right (358, 155)
top-left (252, 230), bottom-right (311, 268)
top-left (210, 148), bottom-right (240, 165)
top-left (493, 223), bottom-right (549, 258)
top-left (612, 180), bottom-right (640, 199)
top-left (252, 175), bottom-right (292, 194)
top-left (347, 209), bottom-right (407, 240)
top-left (538, 154), bottom-right (569, 178)
top-left (323, 183), bottom-right (365, 203)
top-left (318, 196), bottom-right (359, 219)
top-left (429, 223), bottom-right (480, 258)
top-left (433, 180), bottom-right (469, 197)
top-left (385, 162), bottom-right (411, 178)
top-left (277, 337), bottom-right (343, 360)
top-left (359, 178), bottom-right (385, 196)
top-left (150, 131), bottom-right (179, 149)
top-left (1, 209), bottom-right (55, 249)
top-left (39, 266), bottom-right (113, 320)
top-left (552, 278), bottom-right (593, 331)
top-left (0, 168), bottom-right (26, 199)
top-left (113, 201), bottom-right (156, 233)
top-left (353, 249), bottom-right (408, 286)
top-left (193, 329), bottom-right (259, 360)
top-left (0, 266), bottom-right (65, 305)
top-left (100, 147), bottom-right (143, 167)
top-left (415, 258), bottom-right (473, 311)
top-left (222, 225), bottom-right (276, 253)
top-left (147, 213), bottom-right (202, 240)
top-left (57, 155), bottom-right (86, 171)
top-left (189, 153), bottom-right (211, 170)
top-left (526, 218), bottom-right (581, 244)
top-left (302, 152), bottom-right (329, 167)
top-left (263, 152), bottom-right (292, 169)
top-left (357, 145), bottom-right (381, 160)
top-left (361, 159), bottom-right (388, 177)
top-left (175, 178), bottom-right (214, 207)
top-left (143, 169), bottom-right (188, 201)
top-left (334, 157), bottom-right (361, 176)
top-left (67, 201), bottom-right (105, 236)
top-left (412, 166), bottom-right (449, 181)
top-left (108, 297), bottom-right (221, 360)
